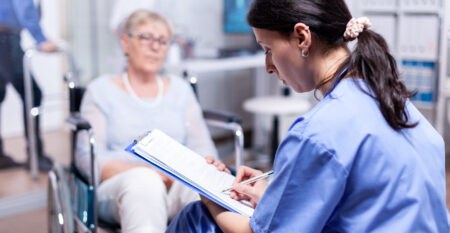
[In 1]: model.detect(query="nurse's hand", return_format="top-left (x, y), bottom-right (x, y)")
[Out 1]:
top-left (205, 155), bottom-right (231, 174)
top-left (230, 166), bottom-right (268, 207)
top-left (38, 40), bottom-right (59, 53)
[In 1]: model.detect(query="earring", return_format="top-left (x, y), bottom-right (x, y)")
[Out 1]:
top-left (302, 50), bottom-right (309, 58)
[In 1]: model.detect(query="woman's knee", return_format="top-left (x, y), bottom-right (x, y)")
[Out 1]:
top-left (117, 167), bottom-right (166, 199)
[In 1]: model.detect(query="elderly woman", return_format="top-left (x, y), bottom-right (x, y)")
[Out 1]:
top-left (77, 10), bottom-right (226, 233)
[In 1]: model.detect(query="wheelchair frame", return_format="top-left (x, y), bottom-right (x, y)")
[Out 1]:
top-left (185, 72), bottom-right (244, 170)
top-left (48, 71), bottom-right (245, 233)
top-left (23, 46), bottom-right (80, 180)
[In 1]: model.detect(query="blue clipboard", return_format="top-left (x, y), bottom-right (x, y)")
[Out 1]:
top-left (125, 136), bottom-right (251, 216)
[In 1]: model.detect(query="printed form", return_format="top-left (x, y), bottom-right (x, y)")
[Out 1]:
top-left (131, 129), bottom-right (254, 217)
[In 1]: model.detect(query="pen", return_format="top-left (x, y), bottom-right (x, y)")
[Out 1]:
top-left (222, 170), bottom-right (274, 193)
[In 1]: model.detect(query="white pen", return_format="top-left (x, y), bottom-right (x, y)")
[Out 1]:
top-left (222, 170), bottom-right (274, 193)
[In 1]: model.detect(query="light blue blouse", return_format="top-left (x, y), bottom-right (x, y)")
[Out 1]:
top-left (250, 78), bottom-right (449, 232)
top-left (77, 75), bottom-right (217, 184)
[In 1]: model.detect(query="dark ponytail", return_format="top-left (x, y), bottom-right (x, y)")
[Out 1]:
top-left (247, 0), bottom-right (417, 130)
top-left (341, 30), bottom-right (417, 130)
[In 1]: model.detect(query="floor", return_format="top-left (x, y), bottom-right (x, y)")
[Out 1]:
top-left (0, 208), bottom-right (47, 233)
top-left (0, 130), bottom-right (69, 233)
top-left (0, 130), bottom-right (449, 233)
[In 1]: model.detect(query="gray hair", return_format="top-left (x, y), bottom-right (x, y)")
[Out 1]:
top-left (122, 10), bottom-right (172, 37)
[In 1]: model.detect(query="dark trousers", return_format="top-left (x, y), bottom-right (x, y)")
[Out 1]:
top-left (166, 201), bottom-right (223, 233)
top-left (0, 30), bottom-right (44, 157)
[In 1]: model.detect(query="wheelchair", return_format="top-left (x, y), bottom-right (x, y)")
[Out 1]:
top-left (47, 71), bottom-right (245, 233)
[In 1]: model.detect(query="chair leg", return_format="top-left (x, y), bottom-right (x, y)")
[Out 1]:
top-left (233, 124), bottom-right (244, 170)
top-left (271, 116), bottom-right (279, 164)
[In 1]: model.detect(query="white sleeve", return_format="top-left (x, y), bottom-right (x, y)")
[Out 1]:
top-left (76, 89), bottom-right (108, 185)
top-left (184, 89), bottom-right (218, 159)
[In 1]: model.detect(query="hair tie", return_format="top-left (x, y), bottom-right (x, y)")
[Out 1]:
top-left (344, 17), bottom-right (372, 41)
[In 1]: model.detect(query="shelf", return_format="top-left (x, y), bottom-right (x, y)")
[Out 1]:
top-left (164, 53), bottom-right (265, 75)
top-left (362, 7), bottom-right (440, 15)
top-left (362, 8), bottom-right (397, 14)
top-left (398, 55), bottom-right (438, 63)
top-left (402, 8), bottom-right (440, 15)
top-left (412, 101), bottom-right (435, 110)
top-left (359, 0), bottom-right (449, 134)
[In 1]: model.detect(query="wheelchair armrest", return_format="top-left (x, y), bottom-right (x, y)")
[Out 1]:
top-left (66, 114), bottom-right (91, 131)
top-left (203, 109), bottom-right (244, 170)
top-left (203, 110), bottom-right (242, 124)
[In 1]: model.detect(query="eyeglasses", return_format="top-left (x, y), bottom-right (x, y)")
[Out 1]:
top-left (128, 32), bottom-right (171, 47)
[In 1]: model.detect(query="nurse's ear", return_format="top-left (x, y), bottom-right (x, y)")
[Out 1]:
top-left (293, 23), bottom-right (311, 57)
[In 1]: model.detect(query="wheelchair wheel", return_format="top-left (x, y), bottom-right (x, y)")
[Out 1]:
top-left (47, 163), bottom-right (74, 233)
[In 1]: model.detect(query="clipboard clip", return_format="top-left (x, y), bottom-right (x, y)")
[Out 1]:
top-left (134, 131), bottom-right (152, 146)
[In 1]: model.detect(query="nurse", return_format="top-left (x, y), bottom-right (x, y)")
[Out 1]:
top-left (167, 0), bottom-right (449, 232)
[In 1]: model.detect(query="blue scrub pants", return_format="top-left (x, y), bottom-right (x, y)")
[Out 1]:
top-left (166, 201), bottom-right (223, 233)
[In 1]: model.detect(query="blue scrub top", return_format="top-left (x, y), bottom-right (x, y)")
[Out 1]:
top-left (250, 78), bottom-right (449, 232)
top-left (0, 0), bottom-right (46, 43)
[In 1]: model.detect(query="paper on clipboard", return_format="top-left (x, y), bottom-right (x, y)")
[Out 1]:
top-left (126, 129), bottom-right (254, 217)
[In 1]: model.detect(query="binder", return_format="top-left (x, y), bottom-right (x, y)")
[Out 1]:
top-left (125, 129), bottom-right (254, 217)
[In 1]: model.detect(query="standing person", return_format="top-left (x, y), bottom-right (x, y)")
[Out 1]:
top-left (0, 0), bottom-right (58, 170)
top-left (166, 0), bottom-right (449, 232)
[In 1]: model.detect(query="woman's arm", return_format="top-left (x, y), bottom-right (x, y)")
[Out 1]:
top-left (77, 89), bottom-right (109, 184)
top-left (79, 90), bottom-right (138, 182)
top-left (199, 166), bottom-right (269, 233)
top-left (78, 89), bottom-right (174, 187)
top-left (101, 160), bottom-right (174, 189)
top-left (201, 196), bottom-right (254, 233)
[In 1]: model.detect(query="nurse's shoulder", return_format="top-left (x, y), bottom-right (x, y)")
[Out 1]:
top-left (283, 80), bottom-right (386, 166)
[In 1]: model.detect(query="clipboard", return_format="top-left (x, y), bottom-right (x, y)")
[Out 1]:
top-left (125, 129), bottom-right (254, 217)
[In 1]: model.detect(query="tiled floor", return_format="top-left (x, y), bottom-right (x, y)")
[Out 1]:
top-left (0, 130), bottom-right (449, 232)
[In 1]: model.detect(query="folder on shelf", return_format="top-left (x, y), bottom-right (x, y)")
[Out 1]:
top-left (125, 129), bottom-right (254, 217)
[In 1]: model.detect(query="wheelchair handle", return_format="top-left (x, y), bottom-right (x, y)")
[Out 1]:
top-left (23, 44), bottom-right (80, 181)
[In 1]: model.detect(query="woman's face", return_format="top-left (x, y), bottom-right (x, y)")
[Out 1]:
top-left (122, 21), bottom-right (171, 74)
top-left (253, 27), bottom-right (315, 92)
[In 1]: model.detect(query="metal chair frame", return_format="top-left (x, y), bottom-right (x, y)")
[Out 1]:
top-left (186, 73), bottom-right (244, 170)
top-left (24, 46), bottom-right (80, 180)
top-left (48, 71), bottom-right (245, 233)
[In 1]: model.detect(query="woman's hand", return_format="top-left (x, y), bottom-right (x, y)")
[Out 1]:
top-left (205, 156), bottom-right (231, 174)
top-left (229, 166), bottom-right (268, 207)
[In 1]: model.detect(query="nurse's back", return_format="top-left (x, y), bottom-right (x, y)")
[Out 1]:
top-left (299, 78), bottom-right (448, 232)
